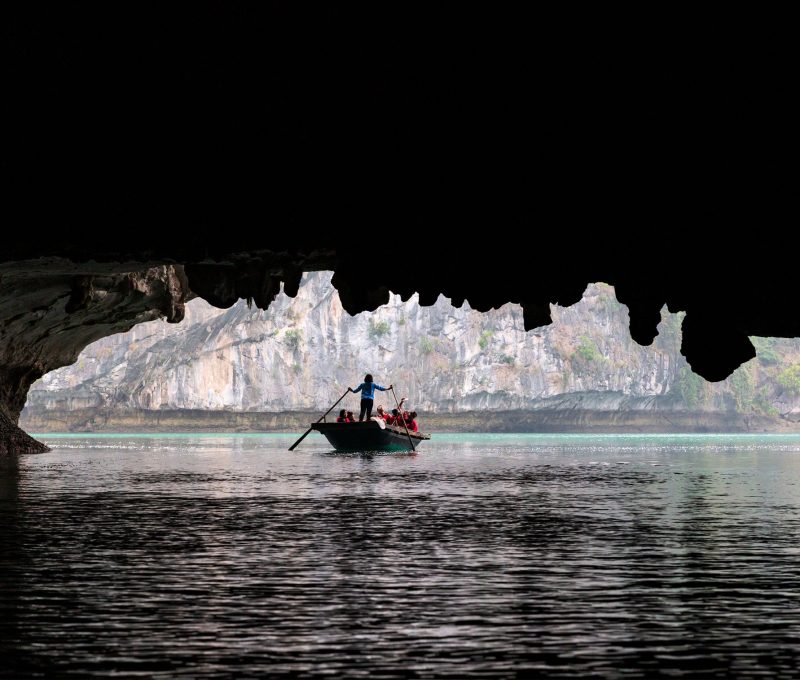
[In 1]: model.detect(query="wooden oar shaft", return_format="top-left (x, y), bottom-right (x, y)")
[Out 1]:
top-left (288, 388), bottom-right (351, 451)
top-left (390, 386), bottom-right (415, 451)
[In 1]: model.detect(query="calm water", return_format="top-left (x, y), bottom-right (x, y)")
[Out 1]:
top-left (2, 433), bottom-right (800, 677)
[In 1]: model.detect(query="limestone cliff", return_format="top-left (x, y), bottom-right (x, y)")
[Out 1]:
top-left (22, 273), bottom-right (800, 428)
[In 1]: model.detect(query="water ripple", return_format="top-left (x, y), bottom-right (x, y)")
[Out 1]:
top-left (2, 433), bottom-right (800, 677)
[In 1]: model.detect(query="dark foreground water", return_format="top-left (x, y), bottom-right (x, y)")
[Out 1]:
top-left (2, 433), bottom-right (800, 677)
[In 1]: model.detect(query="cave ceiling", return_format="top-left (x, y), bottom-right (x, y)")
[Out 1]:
top-left (4, 8), bottom-right (797, 384)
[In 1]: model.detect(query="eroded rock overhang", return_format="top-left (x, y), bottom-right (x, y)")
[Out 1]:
top-left (3, 242), bottom-right (799, 452)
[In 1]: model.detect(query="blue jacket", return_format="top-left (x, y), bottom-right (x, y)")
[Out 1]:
top-left (351, 382), bottom-right (388, 400)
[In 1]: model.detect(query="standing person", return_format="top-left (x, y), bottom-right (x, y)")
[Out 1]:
top-left (350, 374), bottom-right (392, 421)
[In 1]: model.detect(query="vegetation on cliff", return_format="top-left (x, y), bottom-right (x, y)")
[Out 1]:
top-left (22, 273), bottom-right (800, 424)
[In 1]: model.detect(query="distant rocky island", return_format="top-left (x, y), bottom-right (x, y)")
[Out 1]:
top-left (21, 273), bottom-right (800, 433)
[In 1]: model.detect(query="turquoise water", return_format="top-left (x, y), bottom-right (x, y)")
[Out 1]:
top-left (3, 433), bottom-right (800, 677)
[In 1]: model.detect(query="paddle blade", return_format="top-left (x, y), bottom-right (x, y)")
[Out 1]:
top-left (288, 427), bottom-right (313, 451)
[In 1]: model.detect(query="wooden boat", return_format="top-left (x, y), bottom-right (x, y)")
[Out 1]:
top-left (311, 418), bottom-right (430, 451)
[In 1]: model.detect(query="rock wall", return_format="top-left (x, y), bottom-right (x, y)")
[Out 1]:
top-left (22, 273), bottom-right (800, 427)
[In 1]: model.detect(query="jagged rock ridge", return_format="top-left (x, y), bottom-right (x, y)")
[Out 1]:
top-left (23, 273), bottom-right (800, 424)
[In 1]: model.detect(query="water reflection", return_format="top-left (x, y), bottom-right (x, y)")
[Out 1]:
top-left (1, 433), bottom-right (800, 676)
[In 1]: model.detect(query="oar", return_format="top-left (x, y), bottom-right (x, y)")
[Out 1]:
top-left (390, 386), bottom-right (415, 451)
top-left (288, 388), bottom-right (351, 451)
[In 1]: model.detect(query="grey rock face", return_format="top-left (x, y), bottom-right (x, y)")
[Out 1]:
top-left (24, 273), bottom-right (800, 419)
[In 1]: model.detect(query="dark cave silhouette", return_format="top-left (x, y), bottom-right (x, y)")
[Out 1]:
top-left (2, 7), bottom-right (797, 451)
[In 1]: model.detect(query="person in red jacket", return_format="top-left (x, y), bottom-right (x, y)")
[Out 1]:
top-left (336, 409), bottom-right (348, 423)
top-left (375, 405), bottom-right (392, 423)
top-left (405, 411), bottom-right (419, 432)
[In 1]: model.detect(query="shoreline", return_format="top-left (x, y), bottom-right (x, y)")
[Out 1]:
top-left (20, 408), bottom-right (800, 434)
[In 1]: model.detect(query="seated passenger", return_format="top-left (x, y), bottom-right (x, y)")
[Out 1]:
top-left (346, 410), bottom-right (355, 423)
top-left (336, 409), bottom-right (348, 423)
top-left (405, 411), bottom-right (419, 432)
top-left (375, 405), bottom-right (391, 422)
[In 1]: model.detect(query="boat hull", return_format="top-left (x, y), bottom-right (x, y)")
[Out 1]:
top-left (311, 420), bottom-right (429, 452)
